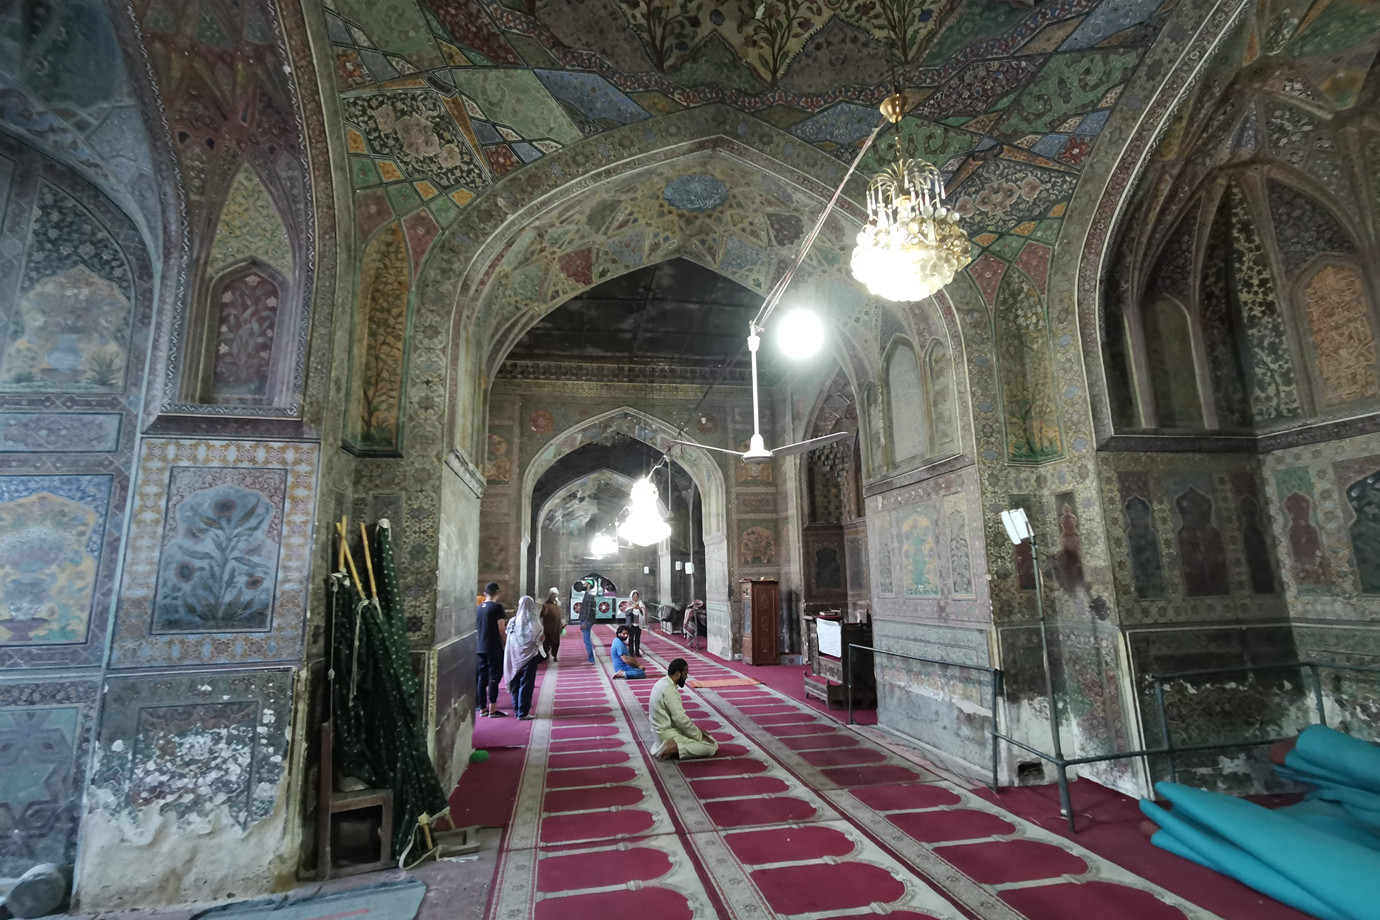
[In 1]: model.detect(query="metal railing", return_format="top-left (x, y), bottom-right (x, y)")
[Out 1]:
top-left (844, 645), bottom-right (1380, 832)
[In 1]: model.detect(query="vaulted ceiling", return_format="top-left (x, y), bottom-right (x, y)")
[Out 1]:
top-left (327, 0), bottom-right (1178, 297)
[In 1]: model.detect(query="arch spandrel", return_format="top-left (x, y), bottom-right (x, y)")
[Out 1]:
top-left (410, 108), bottom-right (871, 461)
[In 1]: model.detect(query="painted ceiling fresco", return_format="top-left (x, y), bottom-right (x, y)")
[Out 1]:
top-left (0, 0), bottom-right (161, 246)
top-left (325, 0), bottom-right (1178, 300)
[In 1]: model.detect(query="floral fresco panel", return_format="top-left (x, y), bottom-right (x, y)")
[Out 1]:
top-left (0, 475), bottom-right (113, 645)
top-left (151, 469), bottom-right (286, 634)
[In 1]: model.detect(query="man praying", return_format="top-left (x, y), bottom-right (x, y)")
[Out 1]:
top-left (649, 658), bottom-right (719, 761)
top-left (610, 625), bottom-right (646, 679)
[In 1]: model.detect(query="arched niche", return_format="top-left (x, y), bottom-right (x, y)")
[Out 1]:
top-left (1294, 257), bottom-right (1380, 409)
top-left (534, 468), bottom-right (667, 600)
top-left (1141, 295), bottom-right (1206, 429)
top-left (180, 159), bottom-right (305, 410)
top-left (518, 406), bottom-right (730, 615)
top-left (883, 336), bottom-right (928, 465)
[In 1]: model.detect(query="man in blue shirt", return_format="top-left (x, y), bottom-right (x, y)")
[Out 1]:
top-left (610, 625), bottom-right (646, 679)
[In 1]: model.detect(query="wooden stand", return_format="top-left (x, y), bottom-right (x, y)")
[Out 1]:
top-left (316, 720), bottom-right (394, 880)
top-left (802, 614), bottom-right (874, 708)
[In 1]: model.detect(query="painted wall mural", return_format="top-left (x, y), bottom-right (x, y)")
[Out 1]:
top-left (1344, 469), bottom-right (1380, 595)
top-left (1116, 473), bottom-right (1165, 599)
top-left (0, 476), bottom-right (112, 645)
top-left (1198, 204), bottom-right (1252, 428)
top-left (152, 474), bottom-right (285, 633)
top-left (944, 492), bottom-right (974, 598)
top-left (351, 223), bottom-right (411, 450)
top-left (1230, 470), bottom-right (1276, 596)
top-left (996, 270), bottom-right (1061, 462)
top-left (90, 669), bottom-right (291, 836)
top-left (874, 513), bottom-right (895, 597)
top-left (1229, 183), bottom-right (1300, 423)
top-left (1301, 262), bottom-right (1379, 407)
top-left (1275, 467), bottom-right (1330, 595)
top-left (738, 520), bottom-right (777, 566)
top-left (1, 183), bottom-right (134, 392)
top-left (208, 265), bottom-right (285, 401)
top-left (0, 680), bottom-right (99, 879)
top-left (109, 439), bottom-right (316, 668)
top-left (1053, 490), bottom-right (1085, 593)
top-left (899, 506), bottom-right (940, 598)
top-left (927, 341), bottom-right (957, 455)
top-left (1169, 477), bottom-right (1230, 597)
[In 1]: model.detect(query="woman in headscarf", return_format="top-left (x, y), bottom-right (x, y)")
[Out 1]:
top-left (539, 588), bottom-right (564, 661)
top-left (502, 595), bottom-right (544, 720)
top-left (624, 589), bottom-right (646, 656)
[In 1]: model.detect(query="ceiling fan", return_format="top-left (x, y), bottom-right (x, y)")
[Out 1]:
top-left (671, 328), bottom-right (851, 464)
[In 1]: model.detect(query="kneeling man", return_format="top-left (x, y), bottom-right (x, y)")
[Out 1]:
top-left (649, 658), bottom-right (719, 761)
top-left (610, 625), bottom-right (646, 679)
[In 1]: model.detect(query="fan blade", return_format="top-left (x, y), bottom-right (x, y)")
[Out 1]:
top-left (770, 430), bottom-right (852, 457)
top-left (669, 439), bottom-right (747, 457)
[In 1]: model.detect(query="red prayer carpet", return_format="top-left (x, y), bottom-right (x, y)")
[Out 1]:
top-left (454, 625), bottom-right (1304, 920)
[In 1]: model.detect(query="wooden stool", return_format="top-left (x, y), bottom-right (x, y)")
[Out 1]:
top-left (316, 720), bottom-right (394, 880)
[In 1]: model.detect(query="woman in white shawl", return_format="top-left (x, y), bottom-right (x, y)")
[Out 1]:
top-left (502, 595), bottom-right (544, 720)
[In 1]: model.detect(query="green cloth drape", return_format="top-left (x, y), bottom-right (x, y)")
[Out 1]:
top-left (330, 522), bottom-right (447, 857)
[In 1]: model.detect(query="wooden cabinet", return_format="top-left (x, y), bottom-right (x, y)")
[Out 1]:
top-left (740, 579), bottom-right (779, 665)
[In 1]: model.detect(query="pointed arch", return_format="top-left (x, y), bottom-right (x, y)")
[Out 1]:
top-left (517, 406), bottom-right (730, 597)
top-left (1142, 295), bottom-right (1206, 428)
top-left (883, 336), bottom-right (927, 465)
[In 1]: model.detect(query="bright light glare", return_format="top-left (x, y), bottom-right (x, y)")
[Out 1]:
top-left (776, 308), bottom-right (824, 359)
top-left (590, 533), bottom-right (618, 557)
top-left (618, 477), bottom-right (672, 546)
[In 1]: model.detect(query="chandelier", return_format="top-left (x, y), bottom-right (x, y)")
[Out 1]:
top-left (617, 477), bottom-right (671, 547)
top-left (851, 94), bottom-right (971, 303)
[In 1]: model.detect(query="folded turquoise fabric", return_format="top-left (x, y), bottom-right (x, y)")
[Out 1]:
top-left (1139, 726), bottom-right (1380, 920)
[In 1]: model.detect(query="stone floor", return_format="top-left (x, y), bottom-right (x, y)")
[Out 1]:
top-left (25, 831), bottom-right (501, 920)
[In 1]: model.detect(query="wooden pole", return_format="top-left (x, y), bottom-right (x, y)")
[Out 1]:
top-left (359, 522), bottom-right (378, 600)
top-left (335, 519), bottom-right (363, 590)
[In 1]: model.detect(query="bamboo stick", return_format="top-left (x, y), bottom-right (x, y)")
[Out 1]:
top-left (335, 519), bottom-right (363, 590)
top-left (359, 522), bottom-right (378, 600)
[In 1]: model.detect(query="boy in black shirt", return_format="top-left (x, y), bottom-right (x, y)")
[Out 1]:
top-left (476, 582), bottom-right (506, 717)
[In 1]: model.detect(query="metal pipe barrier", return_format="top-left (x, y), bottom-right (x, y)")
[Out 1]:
top-left (845, 646), bottom-right (1379, 833)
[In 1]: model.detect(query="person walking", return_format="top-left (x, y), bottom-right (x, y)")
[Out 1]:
top-left (624, 589), bottom-right (646, 655)
top-left (476, 582), bottom-right (506, 717)
top-left (502, 595), bottom-right (544, 720)
top-left (539, 587), bottom-right (564, 662)
top-left (578, 581), bottom-right (596, 663)
top-left (649, 658), bottom-right (718, 760)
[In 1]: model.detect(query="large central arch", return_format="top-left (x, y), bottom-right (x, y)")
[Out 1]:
top-left (518, 406), bottom-right (731, 628)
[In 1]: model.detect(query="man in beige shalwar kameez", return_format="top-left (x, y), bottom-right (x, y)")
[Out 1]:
top-left (649, 658), bottom-right (719, 760)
